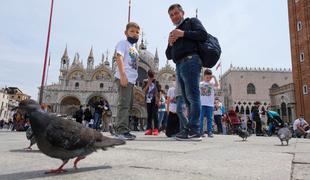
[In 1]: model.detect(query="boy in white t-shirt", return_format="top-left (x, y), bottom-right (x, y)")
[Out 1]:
top-left (199, 69), bottom-right (219, 137)
top-left (165, 75), bottom-right (180, 137)
top-left (114, 22), bottom-right (140, 140)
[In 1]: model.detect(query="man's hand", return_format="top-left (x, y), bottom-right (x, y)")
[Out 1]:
top-left (168, 33), bottom-right (177, 46)
top-left (168, 29), bottom-right (184, 46)
top-left (171, 29), bottom-right (184, 38)
top-left (120, 73), bottom-right (128, 87)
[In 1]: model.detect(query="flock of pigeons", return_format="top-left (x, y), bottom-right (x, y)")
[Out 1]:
top-left (18, 99), bottom-right (292, 174)
top-left (236, 125), bottom-right (292, 145)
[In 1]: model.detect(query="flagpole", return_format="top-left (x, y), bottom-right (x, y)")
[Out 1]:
top-left (196, 8), bottom-right (198, 18)
top-left (45, 54), bottom-right (51, 86)
top-left (128, 0), bottom-right (131, 23)
top-left (39, 0), bottom-right (54, 104)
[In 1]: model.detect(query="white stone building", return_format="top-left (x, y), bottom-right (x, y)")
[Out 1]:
top-left (0, 89), bottom-right (19, 122)
top-left (269, 83), bottom-right (296, 123)
top-left (220, 65), bottom-right (293, 116)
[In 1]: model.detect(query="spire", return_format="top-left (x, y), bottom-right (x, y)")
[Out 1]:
top-left (62, 45), bottom-right (68, 58)
top-left (104, 49), bottom-right (110, 67)
top-left (73, 53), bottom-right (80, 65)
top-left (87, 47), bottom-right (94, 70)
top-left (101, 53), bottom-right (105, 64)
top-left (155, 48), bottom-right (159, 60)
top-left (139, 31), bottom-right (146, 50)
top-left (88, 46), bottom-right (94, 58)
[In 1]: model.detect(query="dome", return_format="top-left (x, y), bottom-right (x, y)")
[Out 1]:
top-left (139, 49), bottom-right (155, 68)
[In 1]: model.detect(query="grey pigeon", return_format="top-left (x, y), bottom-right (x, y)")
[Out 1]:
top-left (236, 126), bottom-right (250, 141)
top-left (24, 126), bottom-right (36, 150)
top-left (277, 127), bottom-right (292, 146)
top-left (18, 99), bottom-right (125, 174)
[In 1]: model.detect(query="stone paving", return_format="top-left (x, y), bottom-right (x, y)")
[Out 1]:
top-left (0, 130), bottom-right (310, 180)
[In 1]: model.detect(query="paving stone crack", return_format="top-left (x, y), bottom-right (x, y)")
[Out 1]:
top-left (129, 165), bottom-right (204, 176)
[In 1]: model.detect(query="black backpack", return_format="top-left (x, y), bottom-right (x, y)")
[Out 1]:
top-left (189, 18), bottom-right (222, 68)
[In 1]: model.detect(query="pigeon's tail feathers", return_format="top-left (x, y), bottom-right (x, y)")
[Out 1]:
top-left (95, 136), bottom-right (125, 150)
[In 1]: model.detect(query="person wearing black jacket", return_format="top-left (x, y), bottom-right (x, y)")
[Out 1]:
top-left (253, 101), bottom-right (263, 136)
top-left (83, 105), bottom-right (92, 127)
top-left (75, 105), bottom-right (84, 124)
top-left (165, 4), bottom-right (208, 141)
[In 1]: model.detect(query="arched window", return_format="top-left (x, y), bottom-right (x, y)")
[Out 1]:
top-left (281, 103), bottom-right (287, 116)
top-left (247, 83), bottom-right (256, 94)
top-left (100, 83), bottom-right (104, 88)
top-left (75, 82), bottom-right (79, 89)
top-left (240, 106), bottom-right (245, 114)
top-left (271, 84), bottom-right (279, 89)
top-left (246, 106), bottom-right (250, 115)
top-left (235, 106), bottom-right (239, 113)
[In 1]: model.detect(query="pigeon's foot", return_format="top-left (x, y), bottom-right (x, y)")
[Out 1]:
top-left (45, 160), bottom-right (69, 174)
top-left (45, 168), bottom-right (67, 174)
top-left (23, 147), bottom-right (32, 151)
top-left (73, 156), bottom-right (86, 169)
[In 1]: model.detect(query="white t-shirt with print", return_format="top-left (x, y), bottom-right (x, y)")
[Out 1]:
top-left (115, 40), bottom-right (139, 84)
top-left (293, 118), bottom-right (305, 131)
top-left (200, 81), bottom-right (215, 107)
top-left (167, 87), bottom-right (177, 113)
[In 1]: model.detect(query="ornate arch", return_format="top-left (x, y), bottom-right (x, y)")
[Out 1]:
top-left (59, 95), bottom-right (81, 115)
top-left (58, 94), bottom-right (81, 105)
top-left (66, 68), bottom-right (87, 81)
top-left (90, 66), bottom-right (114, 81)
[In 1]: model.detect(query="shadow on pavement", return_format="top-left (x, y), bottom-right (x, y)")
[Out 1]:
top-left (133, 138), bottom-right (176, 142)
top-left (0, 165), bottom-right (112, 180)
top-left (10, 149), bottom-right (41, 153)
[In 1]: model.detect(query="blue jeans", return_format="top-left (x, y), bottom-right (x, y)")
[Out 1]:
top-left (176, 55), bottom-right (202, 134)
top-left (93, 112), bottom-right (102, 130)
top-left (200, 106), bottom-right (214, 135)
top-left (268, 122), bottom-right (273, 136)
top-left (158, 111), bottom-right (165, 129)
top-left (176, 95), bottom-right (188, 131)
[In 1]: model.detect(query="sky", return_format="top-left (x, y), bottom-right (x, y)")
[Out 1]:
top-left (0, 0), bottom-right (291, 99)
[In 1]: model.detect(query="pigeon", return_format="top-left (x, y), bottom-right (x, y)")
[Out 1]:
top-left (277, 127), bottom-right (292, 146)
top-left (236, 126), bottom-right (250, 141)
top-left (18, 99), bottom-right (125, 174)
top-left (24, 126), bottom-right (37, 150)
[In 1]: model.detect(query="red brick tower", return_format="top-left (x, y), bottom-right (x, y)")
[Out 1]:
top-left (288, 0), bottom-right (310, 122)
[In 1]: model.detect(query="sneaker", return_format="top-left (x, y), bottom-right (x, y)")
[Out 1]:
top-left (153, 128), bottom-right (159, 136)
top-left (176, 130), bottom-right (189, 139)
top-left (145, 129), bottom-right (152, 135)
top-left (188, 131), bottom-right (202, 141)
top-left (208, 133), bottom-right (214, 138)
top-left (116, 132), bottom-right (136, 140)
top-left (176, 130), bottom-right (199, 141)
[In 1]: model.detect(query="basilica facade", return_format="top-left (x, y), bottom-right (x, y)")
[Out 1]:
top-left (40, 41), bottom-right (176, 119)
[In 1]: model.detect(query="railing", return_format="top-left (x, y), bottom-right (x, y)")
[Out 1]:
top-left (269, 83), bottom-right (294, 94)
